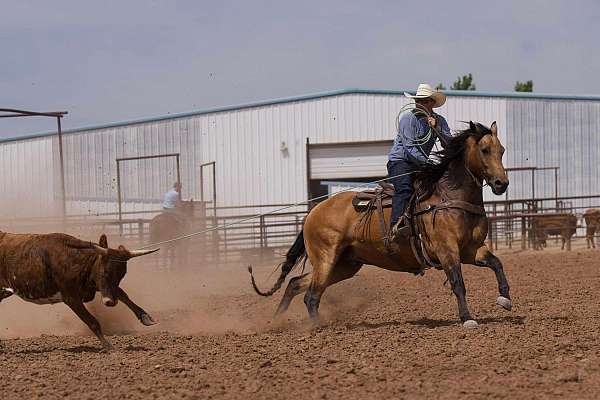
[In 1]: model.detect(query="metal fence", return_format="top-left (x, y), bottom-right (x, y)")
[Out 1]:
top-left (1, 194), bottom-right (598, 267)
top-left (485, 194), bottom-right (600, 250)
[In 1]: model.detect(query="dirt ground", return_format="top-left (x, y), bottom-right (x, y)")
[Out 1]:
top-left (2, 248), bottom-right (600, 399)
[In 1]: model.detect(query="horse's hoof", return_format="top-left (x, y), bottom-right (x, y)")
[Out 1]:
top-left (309, 318), bottom-right (322, 330)
top-left (100, 342), bottom-right (114, 352)
top-left (496, 296), bottom-right (512, 311)
top-left (140, 313), bottom-right (157, 326)
top-left (463, 320), bottom-right (478, 329)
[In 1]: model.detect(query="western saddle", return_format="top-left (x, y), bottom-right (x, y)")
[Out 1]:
top-left (351, 182), bottom-right (395, 210)
top-left (351, 182), bottom-right (486, 273)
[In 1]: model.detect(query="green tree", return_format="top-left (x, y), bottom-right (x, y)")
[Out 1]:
top-left (435, 83), bottom-right (446, 90)
top-left (514, 80), bottom-right (533, 92)
top-left (451, 73), bottom-right (476, 90)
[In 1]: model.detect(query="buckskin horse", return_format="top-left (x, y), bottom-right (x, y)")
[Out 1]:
top-left (250, 121), bottom-right (511, 328)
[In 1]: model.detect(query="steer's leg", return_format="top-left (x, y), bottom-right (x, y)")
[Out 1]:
top-left (0, 289), bottom-right (13, 302)
top-left (0, 289), bottom-right (13, 350)
top-left (474, 245), bottom-right (512, 311)
top-left (63, 296), bottom-right (112, 350)
top-left (115, 287), bottom-right (157, 326)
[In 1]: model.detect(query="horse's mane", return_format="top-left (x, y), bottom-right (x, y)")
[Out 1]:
top-left (414, 122), bottom-right (492, 197)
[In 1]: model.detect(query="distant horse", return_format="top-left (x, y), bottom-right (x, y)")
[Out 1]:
top-left (584, 209), bottom-right (600, 249)
top-left (251, 121), bottom-right (511, 328)
top-left (149, 200), bottom-right (196, 267)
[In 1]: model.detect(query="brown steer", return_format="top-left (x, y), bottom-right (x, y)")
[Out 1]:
top-left (0, 232), bottom-right (158, 350)
top-left (530, 214), bottom-right (577, 251)
top-left (583, 209), bottom-right (600, 249)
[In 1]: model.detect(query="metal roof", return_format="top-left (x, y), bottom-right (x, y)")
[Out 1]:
top-left (3, 87), bottom-right (600, 144)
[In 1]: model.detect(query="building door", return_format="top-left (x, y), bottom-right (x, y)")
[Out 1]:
top-left (307, 139), bottom-right (392, 202)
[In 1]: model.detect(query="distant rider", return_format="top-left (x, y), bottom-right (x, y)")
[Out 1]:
top-left (162, 182), bottom-right (182, 211)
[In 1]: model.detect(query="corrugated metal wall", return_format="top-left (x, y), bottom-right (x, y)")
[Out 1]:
top-left (0, 135), bottom-right (59, 218)
top-left (505, 99), bottom-right (600, 201)
top-left (0, 91), bottom-right (597, 220)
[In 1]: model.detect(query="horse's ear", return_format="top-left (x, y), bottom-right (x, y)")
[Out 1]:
top-left (469, 121), bottom-right (477, 132)
top-left (490, 121), bottom-right (498, 136)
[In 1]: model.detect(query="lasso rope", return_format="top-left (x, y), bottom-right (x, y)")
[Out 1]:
top-left (396, 102), bottom-right (450, 151)
top-left (395, 102), bottom-right (435, 147)
top-left (138, 103), bottom-right (447, 250)
top-left (136, 171), bottom-right (415, 249)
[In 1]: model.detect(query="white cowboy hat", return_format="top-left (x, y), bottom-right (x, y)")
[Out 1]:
top-left (404, 83), bottom-right (446, 108)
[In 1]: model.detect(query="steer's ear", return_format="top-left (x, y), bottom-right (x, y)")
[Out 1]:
top-left (99, 234), bottom-right (108, 248)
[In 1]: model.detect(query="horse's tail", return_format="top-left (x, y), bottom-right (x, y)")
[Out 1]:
top-left (248, 231), bottom-right (307, 297)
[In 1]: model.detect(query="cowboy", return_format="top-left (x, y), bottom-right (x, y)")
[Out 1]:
top-left (387, 83), bottom-right (453, 239)
top-left (162, 182), bottom-right (182, 211)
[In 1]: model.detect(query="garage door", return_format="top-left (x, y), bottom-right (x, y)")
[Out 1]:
top-left (309, 140), bottom-right (393, 179)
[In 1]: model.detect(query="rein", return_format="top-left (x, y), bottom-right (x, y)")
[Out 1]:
top-left (464, 164), bottom-right (485, 189)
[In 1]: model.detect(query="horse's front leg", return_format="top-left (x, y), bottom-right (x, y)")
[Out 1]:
top-left (474, 245), bottom-right (512, 311)
top-left (438, 245), bottom-right (477, 328)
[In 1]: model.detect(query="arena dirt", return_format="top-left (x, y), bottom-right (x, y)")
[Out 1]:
top-left (2, 249), bottom-right (600, 399)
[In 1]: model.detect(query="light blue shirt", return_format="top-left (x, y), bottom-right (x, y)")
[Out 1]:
top-left (162, 189), bottom-right (180, 209)
top-left (388, 110), bottom-right (452, 164)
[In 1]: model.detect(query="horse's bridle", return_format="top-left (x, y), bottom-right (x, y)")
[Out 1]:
top-left (464, 163), bottom-right (485, 189)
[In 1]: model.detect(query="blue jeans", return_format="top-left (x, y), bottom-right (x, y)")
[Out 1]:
top-left (387, 160), bottom-right (415, 228)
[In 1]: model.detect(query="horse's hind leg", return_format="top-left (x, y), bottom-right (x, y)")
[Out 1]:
top-left (303, 250), bottom-right (361, 326)
top-left (276, 273), bottom-right (311, 316)
top-left (278, 259), bottom-right (362, 317)
top-left (474, 245), bottom-right (512, 311)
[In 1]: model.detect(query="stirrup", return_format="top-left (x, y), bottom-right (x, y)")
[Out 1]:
top-left (391, 216), bottom-right (410, 241)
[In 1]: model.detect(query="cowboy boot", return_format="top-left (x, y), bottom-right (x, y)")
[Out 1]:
top-left (391, 215), bottom-right (411, 242)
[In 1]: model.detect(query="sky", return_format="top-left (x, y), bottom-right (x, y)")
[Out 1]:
top-left (1, 0), bottom-right (599, 137)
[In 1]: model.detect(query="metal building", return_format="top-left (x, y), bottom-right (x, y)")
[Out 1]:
top-left (1, 88), bottom-right (600, 220)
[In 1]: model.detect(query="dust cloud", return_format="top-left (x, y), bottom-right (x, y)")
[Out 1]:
top-left (0, 212), bottom-right (369, 341)
top-left (0, 248), bottom-right (286, 340)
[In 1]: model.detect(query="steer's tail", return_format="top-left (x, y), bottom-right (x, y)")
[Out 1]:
top-left (248, 231), bottom-right (307, 297)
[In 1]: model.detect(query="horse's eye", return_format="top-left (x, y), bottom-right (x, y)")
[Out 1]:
top-left (482, 147), bottom-right (491, 155)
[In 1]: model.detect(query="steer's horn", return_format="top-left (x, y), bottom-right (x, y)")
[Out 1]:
top-left (128, 248), bottom-right (160, 258)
